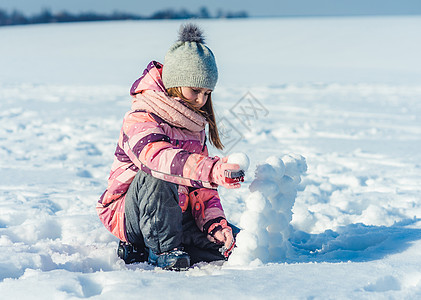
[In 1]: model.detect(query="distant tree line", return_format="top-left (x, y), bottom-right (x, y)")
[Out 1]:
top-left (0, 7), bottom-right (248, 26)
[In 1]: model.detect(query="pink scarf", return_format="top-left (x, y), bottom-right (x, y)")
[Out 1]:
top-left (131, 90), bottom-right (206, 132)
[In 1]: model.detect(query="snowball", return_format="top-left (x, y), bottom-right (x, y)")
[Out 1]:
top-left (249, 258), bottom-right (264, 267)
top-left (267, 232), bottom-right (285, 247)
top-left (282, 154), bottom-right (307, 180)
top-left (254, 164), bottom-right (279, 181)
top-left (245, 191), bottom-right (268, 213)
top-left (257, 229), bottom-right (270, 246)
top-left (226, 251), bottom-right (250, 266)
top-left (240, 211), bottom-right (263, 232)
top-left (265, 156), bottom-right (286, 177)
top-left (249, 179), bottom-right (280, 198)
top-left (235, 231), bottom-right (258, 251)
top-left (227, 152), bottom-right (250, 171)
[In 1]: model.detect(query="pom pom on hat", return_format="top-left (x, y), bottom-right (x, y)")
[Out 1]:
top-left (178, 23), bottom-right (205, 44)
top-left (162, 23), bottom-right (218, 91)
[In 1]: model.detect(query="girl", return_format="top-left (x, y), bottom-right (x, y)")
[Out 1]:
top-left (96, 24), bottom-right (242, 270)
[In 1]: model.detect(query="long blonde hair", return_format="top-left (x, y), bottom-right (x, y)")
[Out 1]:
top-left (166, 87), bottom-right (223, 150)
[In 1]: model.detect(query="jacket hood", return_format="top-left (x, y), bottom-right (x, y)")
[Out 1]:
top-left (130, 61), bottom-right (166, 95)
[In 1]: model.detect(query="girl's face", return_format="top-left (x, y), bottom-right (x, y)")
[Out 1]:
top-left (180, 87), bottom-right (212, 109)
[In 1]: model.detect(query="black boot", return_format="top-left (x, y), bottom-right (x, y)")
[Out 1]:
top-left (117, 241), bottom-right (148, 264)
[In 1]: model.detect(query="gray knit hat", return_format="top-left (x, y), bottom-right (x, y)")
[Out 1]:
top-left (162, 24), bottom-right (218, 90)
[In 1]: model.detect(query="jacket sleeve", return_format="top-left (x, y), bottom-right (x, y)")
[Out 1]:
top-left (121, 111), bottom-right (218, 189)
top-left (188, 188), bottom-right (226, 232)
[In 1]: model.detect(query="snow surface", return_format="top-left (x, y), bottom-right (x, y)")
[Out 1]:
top-left (1, 16), bottom-right (421, 299)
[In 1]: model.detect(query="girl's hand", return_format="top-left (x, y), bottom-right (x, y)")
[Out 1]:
top-left (213, 227), bottom-right (234, 249)
top-left (210, 157), bottom-right (242, 189)
top-left (206, 219), bottom-right (235, 258)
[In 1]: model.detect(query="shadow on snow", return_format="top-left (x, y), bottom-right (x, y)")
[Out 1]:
top-left (288, 218), bottom-right (421, 263)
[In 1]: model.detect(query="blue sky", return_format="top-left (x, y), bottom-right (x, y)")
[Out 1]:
top-left (1, 0), bottom-right (421, 17)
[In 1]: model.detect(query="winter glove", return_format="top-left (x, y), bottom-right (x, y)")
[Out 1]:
top-left (210, 157), bottom-right (242, 189)
top-left (205, 218), bottom-right (235, 259)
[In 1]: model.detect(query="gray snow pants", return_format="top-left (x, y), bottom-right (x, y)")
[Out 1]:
top-left (125, 171), bottom-right (225, 263)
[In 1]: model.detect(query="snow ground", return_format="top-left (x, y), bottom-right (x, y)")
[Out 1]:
top-left (1, 16), bottom-right (421, 299)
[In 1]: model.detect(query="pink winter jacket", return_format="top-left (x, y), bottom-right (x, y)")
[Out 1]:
top-left (96, 61), bottom-right (226, 242)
